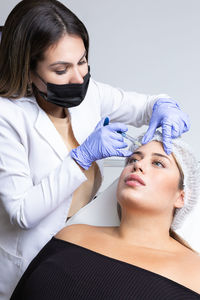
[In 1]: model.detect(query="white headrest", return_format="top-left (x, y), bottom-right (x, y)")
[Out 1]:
top-left (66, 179), bottom-right (120, 227)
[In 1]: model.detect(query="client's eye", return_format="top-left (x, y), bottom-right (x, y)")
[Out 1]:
top-left (153, 160), bottom-right (165, 168)
top-left (128, 157), bottom-right (138, 164)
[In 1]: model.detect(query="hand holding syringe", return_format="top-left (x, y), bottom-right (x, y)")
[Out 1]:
top-left (103, 117), bottom-right (141, 146)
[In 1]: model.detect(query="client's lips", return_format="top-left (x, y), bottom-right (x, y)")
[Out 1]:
top-left (125, 174), bottom-right (146, 186)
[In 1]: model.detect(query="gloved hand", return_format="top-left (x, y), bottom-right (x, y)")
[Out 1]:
top-left (142, 98), bottom-right (190, 154)
top-left (70, 118), bottom-right (132, 170)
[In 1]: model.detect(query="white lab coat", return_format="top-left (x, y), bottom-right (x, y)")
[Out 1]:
top-left (0, 78), bottom-right (167, 299)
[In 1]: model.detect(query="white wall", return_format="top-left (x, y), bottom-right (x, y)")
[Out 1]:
top-left (0, 1), bottom-right (19, 24)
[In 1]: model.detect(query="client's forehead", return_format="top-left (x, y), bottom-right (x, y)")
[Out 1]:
top-left (131, 141), bottom-right (175, 164)
top-left (134, 141), bottom-right (165, 154)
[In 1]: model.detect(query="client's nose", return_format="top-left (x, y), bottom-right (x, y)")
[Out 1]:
top-left (132, 161), bottom-right (143, 173)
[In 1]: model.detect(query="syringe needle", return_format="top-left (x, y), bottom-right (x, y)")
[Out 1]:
top-left (121, 132), bottom-right (141, 146)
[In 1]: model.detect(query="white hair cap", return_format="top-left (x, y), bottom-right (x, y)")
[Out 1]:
top-left (126, 131), bottom-right (200, 230)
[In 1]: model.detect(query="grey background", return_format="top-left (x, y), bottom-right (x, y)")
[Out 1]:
top-left (1, 0), bottom-right (200, 250)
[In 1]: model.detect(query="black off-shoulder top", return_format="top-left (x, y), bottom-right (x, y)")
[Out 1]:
top-left (11, 237), bottom-right (200, 299)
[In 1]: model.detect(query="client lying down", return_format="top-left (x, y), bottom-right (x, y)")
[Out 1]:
top-left (11, 131), bottom-right (200, 299)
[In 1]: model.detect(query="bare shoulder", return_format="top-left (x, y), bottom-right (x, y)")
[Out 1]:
top-left (191, 254), bottom-right (200, 293)
top-left (190, 252), bottom-right (200, 272)
top-left (55, 224), bottom-right (94, 241)
top-left (183, 251), bottom-right (200, 294)
top-left (55, 224), bottom-right (109, 245)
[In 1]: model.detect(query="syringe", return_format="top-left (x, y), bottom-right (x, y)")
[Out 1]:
top-left (120, 132), bottom-right (141, 146)
top-left (103, 117), bottom-right (141, 146)
top-left (121, 132), bottom-right (141, 146)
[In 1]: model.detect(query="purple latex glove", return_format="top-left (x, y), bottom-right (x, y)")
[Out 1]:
top-left (142, 98), bottom-right (190, 154)
top-left (71, 118), bottom-right (132, 170)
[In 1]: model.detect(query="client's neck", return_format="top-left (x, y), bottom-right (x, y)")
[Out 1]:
top-left (117, 212), bottom-right (172, 251)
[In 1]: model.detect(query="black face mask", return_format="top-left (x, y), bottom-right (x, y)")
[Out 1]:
top-left (36, 69), bottom-right (91, 108)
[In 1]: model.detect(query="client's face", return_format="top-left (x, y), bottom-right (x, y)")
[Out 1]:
top-left (117, 141), bottom-right (184, 217)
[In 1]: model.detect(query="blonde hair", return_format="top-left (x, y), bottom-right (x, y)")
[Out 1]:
top-left (169, 229), bottom-right (197, 253)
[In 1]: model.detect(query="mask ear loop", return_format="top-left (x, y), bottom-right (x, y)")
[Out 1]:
top-left (33, 71), bottom-right (47, 87)
top-left (31, 71), bottom-right (48, 100)
top-left (26, 72), bottom-right (33, 95)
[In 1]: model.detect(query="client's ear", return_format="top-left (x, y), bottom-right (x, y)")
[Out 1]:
top-left (174, 190), bottom-right (185, 208)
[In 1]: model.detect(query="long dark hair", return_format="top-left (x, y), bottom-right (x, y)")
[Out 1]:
top-left (0, 0), bottom-right (89, 99)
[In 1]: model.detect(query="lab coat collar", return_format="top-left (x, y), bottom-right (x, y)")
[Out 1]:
top-left (21, 95), bottom-right (81, 161)
top-left (34, 104), bottom-right (69, 161)
top-left (16, 95), bottom-right (37, 104)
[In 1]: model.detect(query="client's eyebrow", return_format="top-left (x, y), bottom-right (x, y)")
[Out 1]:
top-left (132, 151), bottom-right (171, 162)
top-left (132, 151), bottom-right (144, 158)
top-left (152, 153), bottom-right (171, 162)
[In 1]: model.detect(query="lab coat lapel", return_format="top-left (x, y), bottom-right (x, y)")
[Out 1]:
top-left (68, 106), bottom-right (95, 145)
top-left (34, 108), bottom-right (68, 160)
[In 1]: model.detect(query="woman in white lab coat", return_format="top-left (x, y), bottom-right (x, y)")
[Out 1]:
top-left (0, 0), bottom-right (189, 298)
